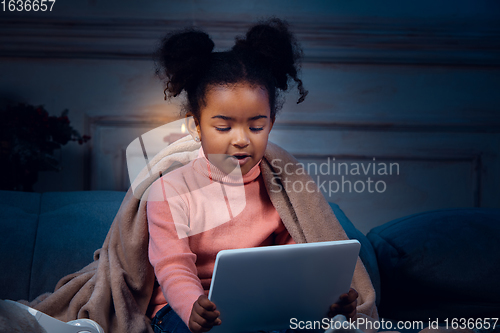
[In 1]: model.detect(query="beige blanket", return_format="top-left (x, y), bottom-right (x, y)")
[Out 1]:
top-left (27, 135), bottom-right (379, 333)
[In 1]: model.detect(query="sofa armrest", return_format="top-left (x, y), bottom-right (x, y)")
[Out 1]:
top-left (367, 207), bottom-right (500, 321)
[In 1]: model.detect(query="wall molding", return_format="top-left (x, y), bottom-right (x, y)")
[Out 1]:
top-left (2, 16), bottom-right (499, 66)
top-left (273, 119), bottom-right (500, 133)
top-left (85, 115), bottom-right (486, 208)
top-left (84, 114), bottom-right (180, 190)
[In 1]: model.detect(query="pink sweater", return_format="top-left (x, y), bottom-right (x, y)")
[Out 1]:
top-left (147, 148), bottom-right (295, 326)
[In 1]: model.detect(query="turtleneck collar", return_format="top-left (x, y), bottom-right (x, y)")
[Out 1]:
top-left (192, 146), bottom-right (261, 184)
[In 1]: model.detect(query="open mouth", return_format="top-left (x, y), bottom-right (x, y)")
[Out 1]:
top-left (232, 155), bottom-right (250, 160)
top-left (230, 154), bottom-right (251, 165)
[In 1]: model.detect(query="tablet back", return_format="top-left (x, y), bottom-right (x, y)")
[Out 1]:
top-left (208, 239), bottom-right (361, 333)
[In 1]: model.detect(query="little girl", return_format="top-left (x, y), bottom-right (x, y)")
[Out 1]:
top-left (147, 18), bottom-right (359, 333)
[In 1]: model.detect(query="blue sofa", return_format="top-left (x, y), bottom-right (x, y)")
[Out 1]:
top-left (1, 190), bottom-right (499, 332)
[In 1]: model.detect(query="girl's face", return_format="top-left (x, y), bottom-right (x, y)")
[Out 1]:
top-left (194, 82), bottom-right (274, 175)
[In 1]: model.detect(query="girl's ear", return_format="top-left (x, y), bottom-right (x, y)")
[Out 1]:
top-left (185, 114), bottom-right (201, 142)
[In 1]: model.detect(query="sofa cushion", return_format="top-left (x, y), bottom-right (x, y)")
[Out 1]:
top-left (29, 191), bottom-right (126, 300)
top-left (367, 208), bottom-right (500, 321)
top-left (329, 202), bottom-right (380, 307)
top-left (0, 191), bottom-right (41, 301)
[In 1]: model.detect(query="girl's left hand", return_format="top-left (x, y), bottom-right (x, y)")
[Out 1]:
top-left (328, 288), bottom-right (358, 320)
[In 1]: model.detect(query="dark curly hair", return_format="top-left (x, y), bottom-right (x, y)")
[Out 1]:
top-left (153, 18), bottom-right (308, 121)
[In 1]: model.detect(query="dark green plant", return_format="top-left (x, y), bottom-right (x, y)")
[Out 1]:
top-left (0, 102), bottom-right (90, 191)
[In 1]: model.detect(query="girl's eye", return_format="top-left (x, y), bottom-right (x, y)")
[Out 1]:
top-left (215, 127), bottom-right (264, 132)
top-left (250, 127), bottom-right (264, 132)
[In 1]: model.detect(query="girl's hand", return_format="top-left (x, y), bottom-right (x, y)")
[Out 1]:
top-left (328, 288), bottom-right (358, 320)
top-left (188, 295), bottom-right (222, 333)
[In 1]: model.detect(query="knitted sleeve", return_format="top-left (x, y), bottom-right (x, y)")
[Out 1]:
top-left (147, 177), bottom-right (205, 327)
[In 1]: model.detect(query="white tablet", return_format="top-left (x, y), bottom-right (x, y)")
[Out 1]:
top-left (208, 239), bottom-right (361, 333)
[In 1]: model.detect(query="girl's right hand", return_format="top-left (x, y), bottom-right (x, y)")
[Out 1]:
top-left (188, 295), bottom-right (222, 333)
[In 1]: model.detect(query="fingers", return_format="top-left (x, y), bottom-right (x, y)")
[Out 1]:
top-left (193, 302), bottom-right (221, 321)
top-left (190, 314), bottom-right (221, 333)
top-left (197, 295), bottom-right (217, 311)
top-left (342, 300), bottom-right (357, 318)
top-left (348, 288), bottom-right (358, 301)
top-left (328, 303), bottom-right (355, 317)
top-left (198, 295), bottom-right (221, 322)
top-left (338, 288), bottom-right (358, 305)
top-left (328, 288), bottom-right (358, 319)
top-left (327, 303), bottom-right (340, 318)
top-left (190, 295), bottom-right (222, 333)
top-left (191, 310), bottom-right (222, 332)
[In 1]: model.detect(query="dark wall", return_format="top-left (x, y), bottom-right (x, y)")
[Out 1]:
top-left (1, 0), bottom-right (499, 232)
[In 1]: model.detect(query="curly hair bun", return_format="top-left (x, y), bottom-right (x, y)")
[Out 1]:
top-left (154, 29), bottom-right (215, 98)
top-left (232, 18), bottom-right (303, 94)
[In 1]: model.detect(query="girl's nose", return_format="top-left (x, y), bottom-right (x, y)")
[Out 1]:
top-left (232, 129), bottom-right (250, 148)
